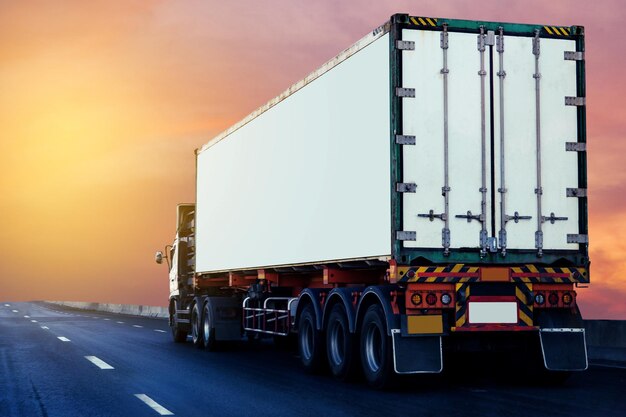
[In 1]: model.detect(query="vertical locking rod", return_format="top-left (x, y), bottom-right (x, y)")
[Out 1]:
top-left (441, 24), bottom-right (451, 256)
top-left (496, 27), bottom-right (507, 255)
top-left (533, 29), bottom-right (544, 257)
top-left (478, 26), bottom-right (488, 256)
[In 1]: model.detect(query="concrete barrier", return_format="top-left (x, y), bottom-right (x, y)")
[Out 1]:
top-left (44, 301), bottom-right (168, 319)
top-left (584, 320), bottom-right (626, 365)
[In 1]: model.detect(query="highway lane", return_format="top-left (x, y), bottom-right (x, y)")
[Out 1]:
top-left (1, 302), bottom-right (625, 417)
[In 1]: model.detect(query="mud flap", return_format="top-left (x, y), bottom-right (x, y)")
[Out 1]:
top-left (391, 330), bottom-right (443, 374)
top-left (539, 328), bottom-right (588, 371)
top-left (208, 297), bottom-right (242, 341)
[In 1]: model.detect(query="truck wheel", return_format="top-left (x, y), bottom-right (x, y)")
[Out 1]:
top-left (360, 304), bottom-right (393, 389)
top-left (326, 303), bottom-right (358, 380)
top-left (298, 304), bottom-right (325, 373)
top-left (170, 300), bottom-right (187, 343)
top-left (191, 303), bottom-right (204, 349)
top-left (202, 302), bottom-right (217, 351)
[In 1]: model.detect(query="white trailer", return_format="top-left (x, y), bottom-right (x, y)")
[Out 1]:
top-left (159, 14), bottom-right (589, 388)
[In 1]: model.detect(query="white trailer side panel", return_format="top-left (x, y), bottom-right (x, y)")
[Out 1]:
top-left (196, 35), bottom-right (391, 273)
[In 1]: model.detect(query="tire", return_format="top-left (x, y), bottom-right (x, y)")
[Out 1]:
top-left (202, 302), bottom-right (217, 351)
top-left (191, 302), bottom-right (204, 349)
top-left (170, 300), bottom-right (187, 343)
top-left (326, 303), bottom-right (358, 380)
top-left (298, 304), bottom-right (325, 373)
top-left (360, 304), bottom-right (394, 389)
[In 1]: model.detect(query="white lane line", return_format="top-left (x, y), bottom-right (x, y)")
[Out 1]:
top-left (31, 320), bottom-right (38, 323)
top-left (57, 336), bottom-right (70, 342)
top-left (154, 329), bottom-right (167, 333)
top-left (12, 310), bottom-right (18, 313)
top-left (4, 304), bottom-right (9, 307)
top-left (84, 356), bottom-right (114, 370)
top-left (41, 326), bottom-right (49, 330)
top-left (133, 325), bottom-right (143, 328)
top-left (134, 394), bottom-right (174, 415)
top-left (24, 315), bottom-right (30, 318)
top-left (116, 321), bottom-right (124, 324)
top-left (103, 318), bottom-right (110, 321)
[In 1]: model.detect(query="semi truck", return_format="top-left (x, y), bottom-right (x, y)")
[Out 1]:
top-left (156, 13), bottom-right (589, 388)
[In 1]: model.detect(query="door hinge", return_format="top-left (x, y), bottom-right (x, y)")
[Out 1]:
top-left (565, 96), bottom-right (586, 106)
top-left (564, 51), bottom-right (584, 61)
top-left (396, 231), bottom-right (416, 241)
top-left (396, 88), bottom-right (415, 98)
top-left (565, 142), bottom-right (586, 152)
top-left (396, 40), bottom-right (415, 50)
top-left (396, 182), bottom-right (417, 193)
top-left (395, 135), bottom-right (416, 145)
top-left (567, 234), bottom-right (589, 244)
top-left (566, 188), bottom-right (587, 197)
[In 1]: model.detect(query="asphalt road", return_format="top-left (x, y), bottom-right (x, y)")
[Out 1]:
top-left (1, 302), bottom-right (624, 417)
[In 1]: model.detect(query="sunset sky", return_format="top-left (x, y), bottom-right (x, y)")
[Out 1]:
top-left (1, 0), bottom-right (625, 319)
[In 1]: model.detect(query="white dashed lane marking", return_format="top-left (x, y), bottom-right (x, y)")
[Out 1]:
top-left (133, 325), bottom-right (143, 328)
top-left (103, 318), bottom-right (110, 321)
top-left (41, 326), bottom-right (49, 330)
top-left (24, 315), bottom-right (30, 318)
top-left (12, 310), bottom-right (18, 313)
top-left (4, 304), bottom-right (9, 307)
top-left (84, 356), bottom-right (114, 370)
top-left (31, 320), bottom-right (38, 323)
top-left (154, 330), bottom-right (167, 333)
top-left (117, 321), bottom-right (124, 324)
top-left (57, 336), bottom-right (70, 342)
top-left (134, 394), bottom-right (174, 415)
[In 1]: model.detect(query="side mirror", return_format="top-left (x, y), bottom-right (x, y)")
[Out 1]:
top-left (155, 251), bottom-right (164, 264)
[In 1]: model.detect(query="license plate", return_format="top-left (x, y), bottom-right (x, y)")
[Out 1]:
top-left (468, 302), bottom-right (518, 324)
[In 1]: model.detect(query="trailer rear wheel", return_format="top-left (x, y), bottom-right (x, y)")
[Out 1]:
top-left (191, 303), bottom-right (203, 349)
top-left (360, 304), bottom-right (393, 389)
top-left (326, 303), bottom-right (358, 380)
top-left (298, 304), bottom-right (325, 373)
top-left (202, 302), bottom-right (217, 351)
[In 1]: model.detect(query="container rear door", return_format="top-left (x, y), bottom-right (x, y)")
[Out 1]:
top-left (399, 27), bottom-right (581, 255)
top-left (400, 28), bottom-right (493, 252)
top-left (493, 34), bottom-right (579, 252)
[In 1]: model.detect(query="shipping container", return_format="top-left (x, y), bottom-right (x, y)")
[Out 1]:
top-left (158, 14), bottom-right (589, 388)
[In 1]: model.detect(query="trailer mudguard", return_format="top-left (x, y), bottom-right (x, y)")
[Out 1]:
top-left (391, 331), bottom-right (443, 374)
top-left (295, 288), bottom-right (325, 331)
top-left (323, 287), bottom-right (364, 333)
top-left (204, 296), bottom-right (242, 341)
top-left (356, 286), bottom-right (401, 336)
top-left (536, 307), bottom-right (587, 371)
top-left (539, 329), bottom-right (588, 371)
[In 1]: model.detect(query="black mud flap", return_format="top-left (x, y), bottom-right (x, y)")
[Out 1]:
top-left (539, 328), bottom-right (588, 371)
top-left (391, 330), bottom-right (443, 374)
